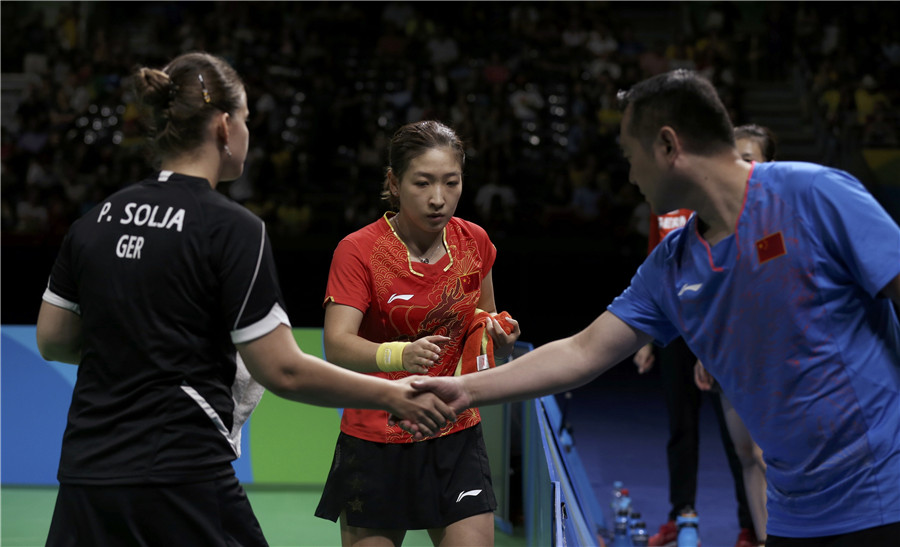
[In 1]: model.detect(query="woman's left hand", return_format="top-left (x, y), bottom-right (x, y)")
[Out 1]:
top-left (488, 313), bottom-right (520, 360)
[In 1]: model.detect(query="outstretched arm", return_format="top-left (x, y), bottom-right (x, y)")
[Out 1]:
top-left (238, 324), bottom-right (455, 434)
top-left (410, 311), bottom-right (652, 414)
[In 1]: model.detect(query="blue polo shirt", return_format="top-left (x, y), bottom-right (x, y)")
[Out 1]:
top-left (609, 161), bottom-right (900, 537)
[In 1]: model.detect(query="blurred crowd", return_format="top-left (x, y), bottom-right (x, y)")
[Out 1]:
top-left (2, 1), bottom-right (897, 250)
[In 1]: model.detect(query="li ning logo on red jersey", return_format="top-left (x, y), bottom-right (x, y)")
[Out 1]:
top-left (756, 232), bottom-right (787, 264)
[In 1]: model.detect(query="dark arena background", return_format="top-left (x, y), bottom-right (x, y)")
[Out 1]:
top-left (2, 2), bottom-right (898, 546)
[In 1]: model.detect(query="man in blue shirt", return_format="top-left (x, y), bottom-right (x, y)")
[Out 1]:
top-left (407, 69), bottom-right (900, 544)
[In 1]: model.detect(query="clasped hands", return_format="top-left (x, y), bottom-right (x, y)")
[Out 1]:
top-left (389, 375), bottom-right (471, 440)
top-left (390, 312), bottom-right (519, 438)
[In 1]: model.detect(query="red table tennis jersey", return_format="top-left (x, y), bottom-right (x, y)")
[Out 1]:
top-left (648, 208), bottom-right (694, 253)
top-left (324, 213), bottom-right (497, 442)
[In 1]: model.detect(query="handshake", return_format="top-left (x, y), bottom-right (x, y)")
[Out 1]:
top-left (386, 376), bottom-right (472, 440)
top-left (381, 310), bottom-right (519, 438)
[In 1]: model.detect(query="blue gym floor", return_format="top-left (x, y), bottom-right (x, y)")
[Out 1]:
top-left (566, 360), bottom-right (746, 547)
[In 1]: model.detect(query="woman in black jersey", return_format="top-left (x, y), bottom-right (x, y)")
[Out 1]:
top-left (35, 51), bottom-right (454, 547)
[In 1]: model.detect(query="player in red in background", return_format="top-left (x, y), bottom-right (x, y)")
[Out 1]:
top-left (682, 124), bottom-right (779, 547)
top-left (634, 124), bottom-right (780, 547)
top-left (314, 120), bottom-right (520, 546)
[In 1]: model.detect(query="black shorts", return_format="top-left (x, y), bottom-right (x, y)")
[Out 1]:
top-left (46, 475), bottom-right (268, 547)
top-left (315, 424), bottom-right (496, 530)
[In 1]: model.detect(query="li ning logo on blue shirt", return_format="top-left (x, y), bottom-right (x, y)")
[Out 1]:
top-left (678, 283), bottom-right (703, 297)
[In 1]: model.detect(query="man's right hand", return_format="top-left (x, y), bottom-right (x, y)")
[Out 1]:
top-left (390, 376), bottom-right (470, 439)
top-left (387, 376), bottom-right (457, 437)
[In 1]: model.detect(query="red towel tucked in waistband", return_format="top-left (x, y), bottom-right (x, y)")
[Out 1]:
top-left (455, 309), bottom-right (514, 376)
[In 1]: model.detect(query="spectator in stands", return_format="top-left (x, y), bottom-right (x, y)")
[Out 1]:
top-left (15, 186), bottom-right (48, 233)
top-left (475, 166), bottom-right (518, 230)
top-left (862, 102), bottom-right (899, 147)
top-left (586, 22), bottom-right (619, 58)
top-left (617, 25), bottom-right (646, 64)
top-left (1, 2), bottom-right (886, 263)
top-left (640, 40), bottom-right (672, 78)
top-left (508, 76), bottom-right (545, 121)
top-left (426, 25), bottom-right (460, 68)
top-left (855, 74), bottom-right (890, 128)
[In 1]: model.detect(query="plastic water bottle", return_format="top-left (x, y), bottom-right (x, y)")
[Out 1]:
top-left (676, 507), bottom-right (699, 547)
top-left (628, 511), bottom-right (642, 540)
top-left (616, 487), bottom-right (633, 515)
top-left (610, 480), bottom-right (625, 513)
top-left (611, 509), bottom-right (633, 547)
top-left (610, 482), bottom-right (631, 523)
top-left (631, 519), bottom-right (649, 547)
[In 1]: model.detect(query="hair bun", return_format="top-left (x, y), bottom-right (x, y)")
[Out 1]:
top-left (136, 67), bottom-right (174, 108)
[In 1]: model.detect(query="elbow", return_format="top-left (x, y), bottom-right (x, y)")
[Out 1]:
top-left (36, 340), bottom-right (55, 362)
top-left (35, 310), bottom-right (83, 364)
top-left (265, 371), bottom-right (304, 396)
top-left (321, 334), bottom-right (357, 370)
top-left (322, 332), bottom-right (343, 363)
top-left (251, 361), bottom-right (313, 399)
top-left (36, 339), bottom-right (79, 364)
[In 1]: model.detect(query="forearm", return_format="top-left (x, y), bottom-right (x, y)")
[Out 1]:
top-left (242, 325), bottom-right (456, 435)
top-left (323, 331), bottom-right (381, 373)
top-left (269, 352), bottom-right (395, 409)
top-left (37, 341), bottom-right (82, 365)
top-left (461, 337), bottom-right (595, 406)
top-left (461, 311), bottom-right (649, 407)
top-left (240, 326), bottom-right (395, 408)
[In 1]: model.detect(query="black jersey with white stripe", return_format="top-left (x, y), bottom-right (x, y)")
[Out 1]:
top-left (44, 171), bottom-right (289, 484)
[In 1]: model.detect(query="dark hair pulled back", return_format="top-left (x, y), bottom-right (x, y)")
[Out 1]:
top-left (133, 52), bottom-right (244, 159)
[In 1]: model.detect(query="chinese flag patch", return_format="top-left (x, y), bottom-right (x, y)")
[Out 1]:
top-left (459, 272), bottom-right (480, 294)
top-left (756, 232), bottom-right (786, 264)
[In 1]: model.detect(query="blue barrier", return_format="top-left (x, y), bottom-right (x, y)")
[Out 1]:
top-left (4, 326), bottom-right (607, 545)
top-left (551, 481), bottom-right (565, 546)
top-left (541, 393), bottom-right (608, 540)
top-left (527, 394), bottom-right (606, 546)
top-left (515, 339), bottom-right (607, 546)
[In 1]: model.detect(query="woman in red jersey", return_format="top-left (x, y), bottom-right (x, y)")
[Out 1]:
top-left (315, 120), bottom-right (520, 546)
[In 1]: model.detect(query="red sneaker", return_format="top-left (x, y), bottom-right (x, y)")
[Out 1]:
top-left (735, 528), bottom-right (761, 547)
top-left (648, 520), bottom-right (678, 547)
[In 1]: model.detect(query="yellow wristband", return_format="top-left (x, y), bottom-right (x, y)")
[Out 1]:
top-left (376, 341), bottom-right (409, 372)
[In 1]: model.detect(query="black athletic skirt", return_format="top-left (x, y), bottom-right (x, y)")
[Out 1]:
top-left (315, 423), bottom-right (496, 529)
top-left (46, 475), bottom-right (268, 547)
